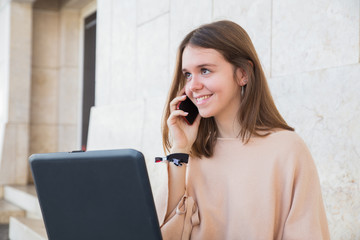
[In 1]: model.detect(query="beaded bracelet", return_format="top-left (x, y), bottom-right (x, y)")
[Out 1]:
top-left (155, 153), bottom-right (189, 166)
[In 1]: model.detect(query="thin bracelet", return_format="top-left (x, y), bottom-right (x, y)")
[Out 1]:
top-left (155, 153), bottom-right (189, 166)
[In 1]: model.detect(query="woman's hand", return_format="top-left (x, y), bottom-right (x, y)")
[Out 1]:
top-left (167, 90), bottom-right (201, 154)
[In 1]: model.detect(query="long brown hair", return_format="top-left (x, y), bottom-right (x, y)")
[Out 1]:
top-left (162, 20), bottom-right (294, 158)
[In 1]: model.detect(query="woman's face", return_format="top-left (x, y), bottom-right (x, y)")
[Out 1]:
top-left (182, 45), bottom-right (245, 121)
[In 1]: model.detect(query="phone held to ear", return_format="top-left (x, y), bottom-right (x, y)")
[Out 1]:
top-left (177, 96), bottom-right (199, 125)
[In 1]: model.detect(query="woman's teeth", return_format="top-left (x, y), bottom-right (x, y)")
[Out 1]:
top-left (196, 95), bottom-right (211, 102)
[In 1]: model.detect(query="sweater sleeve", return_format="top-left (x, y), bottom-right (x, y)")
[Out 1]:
top-left (154, 162), bottom-right (200, 240)
top-left (282, 137), bottom-right (330, 240)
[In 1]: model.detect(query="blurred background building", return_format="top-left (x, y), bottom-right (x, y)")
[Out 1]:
top-left (0, 0), bottom-right (359, 239)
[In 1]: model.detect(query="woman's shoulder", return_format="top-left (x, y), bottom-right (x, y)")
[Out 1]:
top-left (250, 129), bottom-right (310, 160)
top-left (265, 129), bottom-right (305, 147)
top-left (263, 130), bottom-right (314, 165)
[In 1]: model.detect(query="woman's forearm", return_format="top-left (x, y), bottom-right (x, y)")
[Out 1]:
top-left (165, 148), bottom-right (188, 219)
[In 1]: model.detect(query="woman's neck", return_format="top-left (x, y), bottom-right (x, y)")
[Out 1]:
top-left (215, 115), bottom-right (241, 138)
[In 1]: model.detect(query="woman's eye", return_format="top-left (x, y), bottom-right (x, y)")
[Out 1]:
top-left (184, 72), bottom-right (192, 80)
top-left (201, 69), bottom-right (210, 75)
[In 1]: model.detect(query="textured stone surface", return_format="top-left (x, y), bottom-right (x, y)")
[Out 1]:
top-left (137, 13), bottom-right (170, 99)
top-left (0, 123), bottom-right (29, 184)
top-left (137, 0), bottom-right (169, 25)
top-left (272, 0), bottom-right (359, 76)
top-left (59, 9), bottom-right (80, 67)
top-left (0, 0), bottom-right (10, 126)
top-left (109, 0), bottom-right (137, 104)
top-left (0, 200), bottom-right (25, 224)
top-left (269, 64), bottom-right (360, 239)
top-left (58, 124), bottom-right (78, 152)
top-left (29, 124), bottom-right (58, 155)
top-left (169, 0), bottom-right (212, 78)
top-left (87, 101), bottom-right (145, 151)
top-left (0, 1), bottom-right (32, 185)
top-left (30, 68), bottom-right (59, 125)
top-left (58, 68), bottom-right (79, 125)
top-left (213, 0), bottom-right (271, 76)
top-left (95, 0), bottom-right (112, 106)
top-left (32, 9), bottom-right (59, 68)
top-left (8, 1), bottom-right (32, 123)
top-left (9, 217), bottom-right (47, 240)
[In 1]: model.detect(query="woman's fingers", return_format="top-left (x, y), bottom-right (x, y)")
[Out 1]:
top-left (170, 94), bottom-right (187, 112)
top-left (167, 110), bottom-right (188, 125)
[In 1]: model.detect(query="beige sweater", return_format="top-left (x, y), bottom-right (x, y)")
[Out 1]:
top-left (156, 130), bottom-right (330, 240)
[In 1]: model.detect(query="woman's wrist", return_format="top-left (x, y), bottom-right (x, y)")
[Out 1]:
top-left (170, 147), bottom-right (191, 155)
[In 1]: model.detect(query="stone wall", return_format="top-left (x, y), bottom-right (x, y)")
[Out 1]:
top-left (86, 0), bottom-right (359, 238)
top-left (0, 0), bottom-right (91, 184)
top-left (30, 5), bottom-right (81, 158)
top-left (0, 0), bottom-right (34, 184)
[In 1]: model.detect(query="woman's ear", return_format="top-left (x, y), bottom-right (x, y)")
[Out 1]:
top-left (235, 68), bottom-right (248, 86)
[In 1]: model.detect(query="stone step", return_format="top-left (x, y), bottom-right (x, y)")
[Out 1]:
top-left (9, 217), bottom-right (47, 240)
top-left (0, 199), bottom-right (25, 224)
top-left (4, 185), bottom-right (42, 219)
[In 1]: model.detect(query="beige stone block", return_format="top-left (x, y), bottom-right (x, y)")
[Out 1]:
top-left (0, 62), bottom-right (9, 123)
top-left (0, 200), bottom-right (25, 224)
top-left (87, 101), bottom-right (145, 151)
top-left (213, 0), bottom-right (271, 76)
top-left (169, 0), bottom-right (212, 80)
top-left (58, 68), bottom-right (79, 125)
top-left (15, 123), bottom-right (29, 184)
top-left (272, 0), bottom-right (359, 76)
top-left (137, 0), bottom-right (169, 25)
top-left (0, 123), bottom-right (16, 184)
top-left (59, 9), bottom-right (80, 67)
top-left (0, 123), bottom-right (28, 184)
top-left (95, 0), bottom-right (112, 106)
top-left (0, 1), bottom-right (10, 63)
top-left (34, 0), bottom-right (59, 10)
top-left (61, 0), bottom-right (94, 9)
top-left (58, 124), bottom-right (79, 152)
top-left (4, 185), bottom-right (42, 219)
top-left (30, 68), bottom-right (58, 124)
top-left (32, 9), bottom-right (59, 68)
top-left (142, 96), bottom-right (165, 159)
top-left (9, 217), bottom-right (48, 240)
top-left (269, 64), bottom-right (360, 239)
top-left (7, 1), bottom-right (33, 123)
top-left (137, 13), bottom-right (170, 99)
top-left (8, 72), bottom-right (31, 124)
top-left (109, 0), bottom-right (137, 104)
top-left (30, 124), bottom-right (58, 155)
top-left (0, 2), bottom-right (9, 122)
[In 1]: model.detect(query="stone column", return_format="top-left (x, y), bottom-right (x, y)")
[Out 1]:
top-left (0, 0), bottom-right (35, 185)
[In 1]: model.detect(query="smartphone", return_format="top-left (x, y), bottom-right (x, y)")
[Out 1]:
top-left (177, 96), bottom-right (199, 125)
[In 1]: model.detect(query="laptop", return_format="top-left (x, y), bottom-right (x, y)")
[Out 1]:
top-left (29, 149), bottom-right (162, 240)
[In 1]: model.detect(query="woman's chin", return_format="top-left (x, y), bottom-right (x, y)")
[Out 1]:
top-left (198, 111), bottom-right (213, 119)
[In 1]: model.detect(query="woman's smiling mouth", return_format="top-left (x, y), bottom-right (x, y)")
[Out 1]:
top-left (195, 94), bottom-right (212, 104)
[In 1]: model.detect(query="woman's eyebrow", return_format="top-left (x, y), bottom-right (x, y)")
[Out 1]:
top-left (182, 64), bottom-right (216, 72)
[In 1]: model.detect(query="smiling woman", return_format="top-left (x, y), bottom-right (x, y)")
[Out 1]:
top-left (157, 20), bottom-right (330, 240)
top-left (182, 46), bottom-right (243, 126)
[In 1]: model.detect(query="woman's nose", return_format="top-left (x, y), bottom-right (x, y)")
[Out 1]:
top-left (189, 75), bottom-right (203, 92)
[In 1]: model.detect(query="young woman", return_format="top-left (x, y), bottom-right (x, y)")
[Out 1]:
top-left (156, 20), bottom-right (330, 239)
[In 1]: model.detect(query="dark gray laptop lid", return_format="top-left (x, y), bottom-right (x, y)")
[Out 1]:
top-left (30, 149), bottom-right (162, 240)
